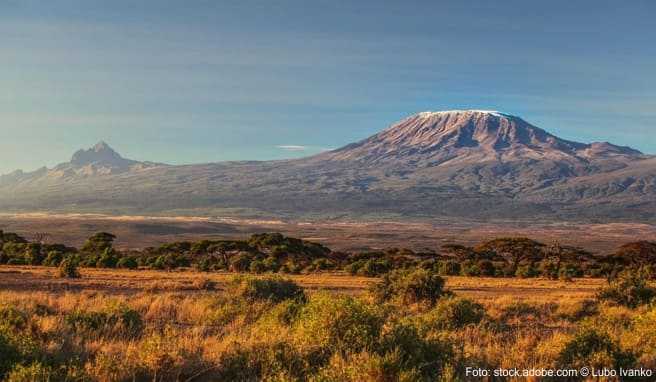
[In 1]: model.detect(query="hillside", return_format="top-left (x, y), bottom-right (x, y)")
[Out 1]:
top-left (0, 110), bottom-right (654, 221)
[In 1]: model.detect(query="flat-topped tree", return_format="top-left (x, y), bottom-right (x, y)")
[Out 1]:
top-left (475, 238), bottom-right (546, 274)
top-left (0, 230), bottom-right (28, 245)
top-left (440, 244), bottom-right (479, 261)
top-left (543, 242), bottom-right (594, 279)
top-left (613, 241), bottom-right (656, 267)
top-left (81, 232), bottom-right (116, 254)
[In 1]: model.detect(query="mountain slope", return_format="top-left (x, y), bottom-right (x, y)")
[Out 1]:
top-left (0, 110), bottom-right (654, 221)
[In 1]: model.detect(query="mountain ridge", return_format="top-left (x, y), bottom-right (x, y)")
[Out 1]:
top-left (0, 110), bottom-right (654, 221)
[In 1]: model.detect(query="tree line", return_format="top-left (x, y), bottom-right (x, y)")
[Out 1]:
top-left (1, 229), bottom-right (655, 279)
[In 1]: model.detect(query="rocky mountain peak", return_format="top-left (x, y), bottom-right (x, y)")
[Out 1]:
top-left (321, 110), bottom-right (641, 165)
top-left (70, 141), bottom-right (133, 167)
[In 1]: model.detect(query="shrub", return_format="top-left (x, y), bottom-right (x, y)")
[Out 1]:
top-left (294, 293), bottom-right (383, 355)
top-left (263, 256), bottom-right (280, 272)
top-left (65, 304), bottom-right (143, 338)
top-left (309, 258), bottom-right (334, 272)
top-left (378, 323), bottom-right (454, 379)
top-left (229, 253), bottom-right (252, 272)
top-left (0, 327), bottom-right (38, 379)
top-left (116, 256), bottom-right (138, 269)
top-left (214, 342), bottom-right (312, 381)
top-left (0, 330), bottom-right (21, 378)
top-left (96, 248), bottom-right (119, 268)
top-left (477, 260), bottom-right (496, 277)
top-left (555, 299), bottom-right (598, 321)
top-left (539, 260), bottom-right (559, 279)
top-left (371, 268), bottom-right (447, 306)
top-left (280, 261), bottom-right (302, 274)
top-left (250, 260), bottom-right (266, 274)
top-left (258, 299), bottom-right (305, 327)
top-left (626, 306), bottom-right (656, 365)
top-left (229, 276), bottom-right (306, 303)
top-left (0, 306), bottom-right (28, 330)
top-left (24, 244), bottom-right (45, 266)
top-left (195, 258), bottom-right (212, 272)
top-left (58, 258), bottom-right (80, 278)
top-left (437, 260), bottom-right (460, 276)
top-left (420, 297), bottom-right (486, 330)
top-left (556, 327), bottom-right (635, 371)
top-left (5, 362), bottom-right (53, 382)
top-left (515, 263), bottom-right (540, 278)
top-left (360, 259), bottom-right (392, 276)
top-left (460, 260), bottom-right (481, 276)
top-left (346, 259), bottom-right (391, 277)
top-left (597, 268), bottom-right (656, 308)
top-left (559, 263), bottom-right (583, 281)
top-left (42, 251), bottom-right (64, 267)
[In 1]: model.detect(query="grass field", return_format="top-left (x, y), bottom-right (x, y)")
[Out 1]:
top-left (2, 265), bottom-right (655, 381)
top-left (0, 265), bottom-right (604, 303)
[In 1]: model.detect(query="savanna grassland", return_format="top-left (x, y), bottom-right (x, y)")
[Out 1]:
top-left (2, 266), bottom-right (656, 381)
top-left (2, 229), bottom-right (656, 381)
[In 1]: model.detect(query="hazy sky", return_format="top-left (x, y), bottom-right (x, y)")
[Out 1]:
top-left (2, 0), bottom-right (655, 174)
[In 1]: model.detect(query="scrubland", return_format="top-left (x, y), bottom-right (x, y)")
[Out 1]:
top-left (1, 267), bottom-right (656, 381)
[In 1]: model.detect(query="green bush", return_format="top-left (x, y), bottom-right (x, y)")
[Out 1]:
top-left (249, 260), bottom-right (266, 274)
top-left (0, 330), bottom-right (21, 378)
top-left (539, 260), bottom-right (559, 279)
top-left (229, 253), bottom-right (252, 272)
top-left (460, 260), bottom-right (481, 276)
top-left (0, 327), bottom-right (38, 379)
top-left (419, 297), bottom-right (486, 330)
top-left (379, 323), bottom-right (454, 379)
top-left (0, 306), bottom-right (28, 330)
top-left (559, 263), bottom-right (583, 281)
top-left (346, 258), bottom-right (391, 277)
top-left (371, 268), bottom-right (447, 306)
top-left (436, 260), bottom-right (460, 276)
top-left (116, 256), bottom-right (138, 269)
top-left (65, 304), bottom-right (143, 338)
top-left (515, 264), bottom-right (540, 278)
top-left (5, 362), bottom-right (53, 382)
top-left (58, 258), bottom-right (80, 278)
top-left (294, 293), bottom-right (383, 355)
top-left (597, 268), bottom-right (656, 308)
top-left (229, 276), bottom-right (306, 303)
top-left (195, 258), bottom-right (212, 272)
top-left (42, 251), bottom-right (64, 267)
top-left (214, 341), bottom-right (314, 381)
top-left (263, 256), bottom-right (280, 272)
top-left (557, 327), bottom-right (635, 371)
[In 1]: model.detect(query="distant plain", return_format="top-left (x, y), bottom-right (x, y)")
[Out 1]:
top-left (1, 212), bottom-right (653, 254)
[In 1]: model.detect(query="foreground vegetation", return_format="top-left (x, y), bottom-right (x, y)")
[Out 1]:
top-left (1, 267), bottom-right (656, 381)
top-left (3, 229), bottom-right (656, 380)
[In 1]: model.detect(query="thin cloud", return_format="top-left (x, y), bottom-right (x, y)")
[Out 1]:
top-left (276, 145), bottom-right (308, 151)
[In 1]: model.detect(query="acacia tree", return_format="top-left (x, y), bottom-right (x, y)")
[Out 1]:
top-left (475, 238), bottom-right (545, 274)
top-left (543, 242), bottom-right (593, 279)
top-left (81, 232), bottom-right (116, 254)
top-left (440, 244), bottom-right (478, 261)
top-left (613, 241), bottom-right (656, 267)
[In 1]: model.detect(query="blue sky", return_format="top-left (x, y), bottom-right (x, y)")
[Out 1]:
top-left (2, 0), bottom-right (655, 173)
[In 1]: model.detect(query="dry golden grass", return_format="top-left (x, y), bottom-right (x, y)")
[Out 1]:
top-left (0, 265), bottom-right (603, 303)
top-left (1, 266), bottom-right (655, 381)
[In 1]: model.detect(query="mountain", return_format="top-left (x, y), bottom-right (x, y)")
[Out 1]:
top-left (0, 110), bottom-right (654, 221)
top-left (69, 141), bottom-right (137, 170)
